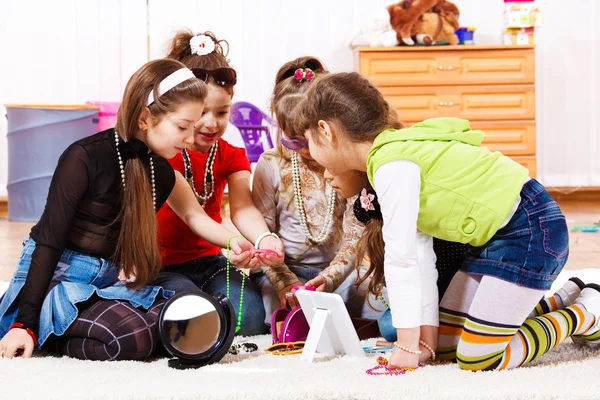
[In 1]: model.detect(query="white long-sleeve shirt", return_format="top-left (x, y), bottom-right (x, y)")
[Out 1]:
top-left (374, 160), bottom-right (439, 328)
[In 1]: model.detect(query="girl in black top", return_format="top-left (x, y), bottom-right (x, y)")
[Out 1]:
top-left (0, 58), bottom-right (255, 360)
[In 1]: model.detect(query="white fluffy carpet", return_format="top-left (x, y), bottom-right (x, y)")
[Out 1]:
top-left (2, 269), bottom-right (600, 400)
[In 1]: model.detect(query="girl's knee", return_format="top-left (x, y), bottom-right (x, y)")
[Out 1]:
top-left (238, 294), bottom-right (268, 335)
top-left (456, 358), bottom-right (482, 371)
top-left (456, 343), bottom-right (502, 372)
top-left (236, 319), bottom-right (268, 336)
top-left (114, 327), bottom-right (158, 360)
top-left (377, 309), bottom-right (397, 342)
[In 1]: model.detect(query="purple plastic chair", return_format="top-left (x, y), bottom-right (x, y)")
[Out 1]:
top-left (229, 102), bottom-right (276, 163)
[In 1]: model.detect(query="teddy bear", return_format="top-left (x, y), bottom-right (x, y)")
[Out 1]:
top-left (412, 11), bottom-right (459, 45)
top-left (388, 0), bottom-right (443, 45)
top-left (349, 0), bottom-right (460, 48)
top-left (431, 0), bottom-right (460, 18)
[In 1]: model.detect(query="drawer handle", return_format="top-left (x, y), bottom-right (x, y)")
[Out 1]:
top-left (438, 101), bottom-right (461, 107)
top-left (437, 65), bottom-right (460, 71)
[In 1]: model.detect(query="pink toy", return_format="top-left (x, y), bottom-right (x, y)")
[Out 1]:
top-left (254, 249), bottom-right (279, 256)
top-left (293, 285), bottom-right (316, 291)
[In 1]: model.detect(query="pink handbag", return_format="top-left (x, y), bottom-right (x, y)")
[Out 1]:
top-left (271, 306), bottom-right (310, 344)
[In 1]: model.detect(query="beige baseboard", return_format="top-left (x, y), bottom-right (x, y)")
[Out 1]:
top-left (1, 188), bottom-right (597, 220)
top-left (547, 187), bottom-right (600, 202)
top-left (0, 196), bottom-right (7, 217)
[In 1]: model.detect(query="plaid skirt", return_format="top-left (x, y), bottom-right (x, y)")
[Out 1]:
top-left (0, 237), bottom-right (171, 347)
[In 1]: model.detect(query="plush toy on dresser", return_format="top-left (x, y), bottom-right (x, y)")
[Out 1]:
top-left (350, 0), bottom-right (460, 48)
top-left (388, 0), bottom-right (442, 45)
top-left (412, 7), bottom-right (460, 45)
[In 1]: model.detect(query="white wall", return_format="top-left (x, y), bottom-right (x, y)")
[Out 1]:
top-left (0, 0), bottom-right (598, 196)
top-left (535, 0), bottom-right (600, 186)
top-left (0, 0), bottom-right (148, 196)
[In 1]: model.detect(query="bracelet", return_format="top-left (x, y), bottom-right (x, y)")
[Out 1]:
top-left (228, 342), bottom-right (258, 355)
top-left (393, 342), bottom-right (422, 355)
top-left (226, 235), bottom-right (243, 261)
top-left (227, 235), bottom-right (242, 249)
top-left (254, 232), bottom-right (279, 249)
top-left (9, 322), bottom-right (38, 348)
top-left (419, 340), bottom-right (436, 361)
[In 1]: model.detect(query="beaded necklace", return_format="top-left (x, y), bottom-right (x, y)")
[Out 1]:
top-left (226, 235), bottom-right (245, 333)
top-left (291, 152), bottom-right (336, 244)
top-left (228, 342), bottom-right (258, 355)
top-left (182, 141), bottom-right (218, 207)
top-left (377, 284), bottom-right (390, 309)
top-left (365, 356), bottom-right (421, 375)
top-left (114, 131), bottom-right (156, 209)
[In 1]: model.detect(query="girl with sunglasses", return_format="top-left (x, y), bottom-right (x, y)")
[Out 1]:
top-left (0, 58), bottom-right (256, 360)
top-left (154, 31), bottom-right (283, 336)
top-left (250, 57), bottom-right (387, 326)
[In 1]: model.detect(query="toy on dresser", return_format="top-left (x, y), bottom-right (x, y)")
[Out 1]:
top-left (349, 0), bottom-right (460, 48)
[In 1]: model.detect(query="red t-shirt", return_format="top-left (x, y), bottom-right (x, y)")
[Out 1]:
top-left (157, 138), bottom-right (251, 265)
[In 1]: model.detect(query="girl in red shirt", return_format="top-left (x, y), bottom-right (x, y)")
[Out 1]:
top-left (155, 31), bottom-right (283, 336)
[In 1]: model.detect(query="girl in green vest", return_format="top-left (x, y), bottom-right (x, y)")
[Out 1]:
top-left (292, 71), bottom-right (600, 371)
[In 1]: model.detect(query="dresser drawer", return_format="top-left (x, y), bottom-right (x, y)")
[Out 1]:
top-left (359, 48), bottom-right (534, 87)
top-left (382, 84), bottom-right (535, 122)
top-left (511, 156), bottom-right (536, 178)
top-left (473, 121), bottom-right (536, 156)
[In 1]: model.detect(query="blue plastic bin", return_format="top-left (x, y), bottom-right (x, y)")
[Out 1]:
top-left (6, 104), bottom-right (99, 221)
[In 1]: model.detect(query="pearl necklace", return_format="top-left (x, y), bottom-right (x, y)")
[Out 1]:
top-left (182, 142), bottom-right (218, 207)
top-left (291, 152), bottom-right (336, 244)
top-left (114, 131), bottom-right (156, 209)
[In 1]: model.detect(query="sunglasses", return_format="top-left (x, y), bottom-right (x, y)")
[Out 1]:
top-left (191, 67), bottom-right (237, 87)
top-left (264, 341), bottom-right (305, 355)
top-left (280, 137), bottom-right (309, 151)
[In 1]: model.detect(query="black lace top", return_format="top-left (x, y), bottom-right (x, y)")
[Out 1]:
top-left (17, 129), bottom-right (175, 335)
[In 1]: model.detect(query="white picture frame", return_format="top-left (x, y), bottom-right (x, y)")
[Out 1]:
top-left (295, 290), bottom-right (366, 362)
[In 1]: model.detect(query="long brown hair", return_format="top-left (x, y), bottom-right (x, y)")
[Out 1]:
top-left (166, 29), bottom-right (234, 97)
top-left (356, 216), bottom-right (385, 298)
top-left (114, 58), bottom-right (207, 288)
top-left (293, 72), bottom-right (403, 145)
top-left (271, 56), bottom-right (328, 166)
top-left (293, 72), bottom-right (405, 296)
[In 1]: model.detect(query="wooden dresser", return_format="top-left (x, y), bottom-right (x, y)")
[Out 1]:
top-left (355, 45), bottom-right (537, 177)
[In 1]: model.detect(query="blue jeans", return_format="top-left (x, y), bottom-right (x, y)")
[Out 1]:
top-left (0, 238), bottom-right (168, 347)
top-left (462, 179), bottom-right (569, 290)
top-left (153, 255), bottom-right (267, 336)
top-left (380, 179), bottom-right (569, 342)
top-left (378, 309), bottom-right (396, 342)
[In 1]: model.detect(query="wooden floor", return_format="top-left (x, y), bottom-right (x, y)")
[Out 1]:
top-left (0, 201), bottom-right (599, 282)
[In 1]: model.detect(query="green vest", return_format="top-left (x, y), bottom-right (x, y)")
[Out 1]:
top-left (366, 118), bottom-right (528, 246)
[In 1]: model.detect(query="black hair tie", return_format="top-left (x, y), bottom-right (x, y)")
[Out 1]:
top-left (118, 139), bottom-right (150, 162)
top-left (353, 188), bottom-right (382, 225)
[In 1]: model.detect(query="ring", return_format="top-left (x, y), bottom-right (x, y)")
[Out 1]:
top-left (285, 292), bottom-right (294, 299)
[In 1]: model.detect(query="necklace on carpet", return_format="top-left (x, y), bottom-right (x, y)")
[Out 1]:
top-left (291, 152), bottom-right (336, 244)
top-left (226, 235), bottom-right (245, 333)
top-left (182, 141), bottom-right (218, 207)
top-left (366, 356), bottom-right (421, 376)
top-left (115, 131), bottom-right (156, 209)
top-left (228, 342), bottom-right (258, 355)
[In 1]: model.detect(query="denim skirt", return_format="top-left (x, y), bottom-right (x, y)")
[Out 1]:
top-left (0, 238), bottom-right (171, 347)
top-left (461, 179), bottom-right (569, 290)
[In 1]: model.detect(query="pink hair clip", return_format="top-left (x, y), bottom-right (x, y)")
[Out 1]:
top-left (294, 68), bottom-right (315, 83)
top-left (360, 188), bottom-right (375, 211)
